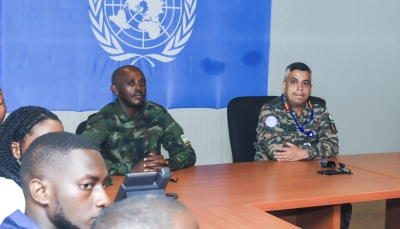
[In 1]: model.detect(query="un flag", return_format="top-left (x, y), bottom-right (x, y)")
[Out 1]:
top-left (0, 0), bottom-right (271, 111)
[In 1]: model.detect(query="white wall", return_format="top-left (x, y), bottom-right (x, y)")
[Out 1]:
top-left (49, 0), bottom-right (400, 165)
top-left (268, 0), bottom-right (400, 155)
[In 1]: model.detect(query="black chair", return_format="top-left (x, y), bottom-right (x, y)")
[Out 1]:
top-left (75, 120), bottom-right (87, 135)
top-left (75, 113), bottom-right (97, 135)
top-left (227, 96), bottom-right (326, 163)
top-left (227, 96), bottom-right (277, 163)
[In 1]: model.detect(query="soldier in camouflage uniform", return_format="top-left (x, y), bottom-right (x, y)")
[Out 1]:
top-left (81, 65), bottom-right (196, 177)
top-left (254, 62), bottom-right (350, 229)
top-left (254, 63), bottom-right (338, 161)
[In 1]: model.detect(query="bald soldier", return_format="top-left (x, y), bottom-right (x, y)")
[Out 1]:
top-left (81, 65), bottom-right (196, 176)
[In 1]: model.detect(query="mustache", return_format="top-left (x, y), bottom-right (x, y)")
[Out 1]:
top-left (293, 92), bottom-right (304, 96)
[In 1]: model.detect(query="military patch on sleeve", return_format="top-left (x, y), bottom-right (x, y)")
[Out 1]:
top-left (181, 134), bottom-right (191, 146)
top-left (328, 114), bottom-right (334, 122)
top-left (329, 123), bottom-right (338, 134)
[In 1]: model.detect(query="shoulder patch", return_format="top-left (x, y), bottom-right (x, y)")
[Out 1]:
top-left (181, 134), bottom-right (191, 146)
top-left (267, 97), bottom-right (283, 109)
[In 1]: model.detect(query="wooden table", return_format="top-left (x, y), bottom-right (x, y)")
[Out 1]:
top-left (106, 157), bottom-right (400, 229)
top-left (338, 152), bottom-right (400, 179)
top-left (338, 152), bottom-right (400, 229)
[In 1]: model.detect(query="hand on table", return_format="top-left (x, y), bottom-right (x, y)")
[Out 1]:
top-left (274, 142), bottom-right (309, 161)
top-left (131, 152), bottom-right (169, 173)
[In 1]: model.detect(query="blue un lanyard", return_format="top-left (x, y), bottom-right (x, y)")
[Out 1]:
top-left (280, 94), bottom-right (314, 138)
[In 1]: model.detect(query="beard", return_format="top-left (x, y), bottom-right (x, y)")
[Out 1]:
top-left (52, 200), bottom-right (81, 229)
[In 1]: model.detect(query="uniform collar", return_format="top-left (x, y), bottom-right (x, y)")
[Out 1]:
top-left (281, 94), bottom-right (313, 113)
top-left (113, 99), bottom-right (153, 122)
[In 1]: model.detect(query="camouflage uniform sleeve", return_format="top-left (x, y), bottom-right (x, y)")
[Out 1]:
top-left (254, 104), bottom-right (284, 161)
top-left (161, 113), bottom-right (196, 170)
top-left (301, 107), bottom-right (339, 159)
top-left (80, 118), bottom-right (131, 176)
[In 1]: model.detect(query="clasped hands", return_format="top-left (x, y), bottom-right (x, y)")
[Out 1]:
top-left (274, 142), bottom-right (310, 161)
top-left (131, 152), bottom-right (170, 173)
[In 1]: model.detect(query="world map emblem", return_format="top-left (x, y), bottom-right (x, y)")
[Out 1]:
top-left (89, 0), bottom-right (196, 67)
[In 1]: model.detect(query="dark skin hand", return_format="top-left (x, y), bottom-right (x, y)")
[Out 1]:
top-left (131, 152), bottom-right (169, 173)
top-left (0, 88), bottom-right (6, 126)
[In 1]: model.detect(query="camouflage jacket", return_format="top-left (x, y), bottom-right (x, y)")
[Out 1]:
top-left (254, 96), bottom-right (339, 161)
top-left (81, 100), bottom-right (196, 175)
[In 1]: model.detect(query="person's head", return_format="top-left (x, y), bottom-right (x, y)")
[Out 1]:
top-left (91, 195), bottom-right (199, 229)
top-left (283, 62), bottom-right (313, 109)
top-left (111, 65), bottom-right (147, 110)
top-left (0, 106), bottom-right (63, 185)
top-left (20, 132), bottom-right (110, 229)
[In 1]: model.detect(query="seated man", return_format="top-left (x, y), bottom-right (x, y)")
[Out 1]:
top-left (91, 194), bottom-right (199, 229)
top-left (254, 62), bottom-right (338, 161)
top-left (81, 65), bottom-right (196, 175)
top-left (0, 132), bottom-right (110, 229)
top-left (254, 62), bottom-right (351, 229)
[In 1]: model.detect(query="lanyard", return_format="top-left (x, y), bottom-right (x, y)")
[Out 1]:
top-left (280, 94), bottom-right (314, 138)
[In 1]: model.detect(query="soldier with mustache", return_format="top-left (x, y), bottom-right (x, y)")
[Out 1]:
top-left (254, 62), bottom-right (338, 161)
top-left (81, 65), bottom-right (196, 178)
top-left (254, 62), bottom-right (351, 229)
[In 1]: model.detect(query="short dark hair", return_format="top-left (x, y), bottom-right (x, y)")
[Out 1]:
top-left (111, 65), bottom-right (145, 85)
top-left (91, 195), bottom-right (189, 229)
top-left (20, 132), bottom-right (99, 195)
top-left (0, 106), bottom-right (61, 186)
top-left (284, 62), bottom-right (312, 81)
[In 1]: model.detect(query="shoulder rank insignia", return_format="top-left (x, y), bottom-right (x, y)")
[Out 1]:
top-left (329, 123), bottom-right (338, 134)
top-left (283, 102), bottom-right (290, 111)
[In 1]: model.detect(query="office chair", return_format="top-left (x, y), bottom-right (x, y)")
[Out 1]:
top-left (75, 120), bottom-right (88, 135)
top-left (227, 96), bottom-right (326, 163)
top-left (75, 113), bottom-right (97, 135)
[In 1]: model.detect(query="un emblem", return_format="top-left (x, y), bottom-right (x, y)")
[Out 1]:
top-left (89, 0), bottom-right (196, 67)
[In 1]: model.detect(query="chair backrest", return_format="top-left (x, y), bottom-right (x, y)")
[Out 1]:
top-left (227, 96), bottom-right (326, 163)
top-left (227, 96), bottom-right (277, 163)
top-left (75, 120), bottom-right (87, 135)
top-left (75, 113), bottom-right (97, 135)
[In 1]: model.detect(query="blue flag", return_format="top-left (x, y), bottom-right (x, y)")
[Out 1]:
top-left (0, 0), bottom-right (271, 111)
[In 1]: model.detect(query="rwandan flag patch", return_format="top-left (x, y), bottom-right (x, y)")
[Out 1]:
top-left (181, 134), bottom-right (191, 146)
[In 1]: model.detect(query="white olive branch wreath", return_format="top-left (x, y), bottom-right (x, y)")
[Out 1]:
top-left (89, 0), bottom-right (196, 67)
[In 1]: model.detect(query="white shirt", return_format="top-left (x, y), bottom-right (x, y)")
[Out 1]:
top-left (0, 177), bottom-right (25, 223)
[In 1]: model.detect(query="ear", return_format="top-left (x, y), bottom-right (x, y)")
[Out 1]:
top-left (282, 81), bottom-right (287, 92)
top-left (29, 178), bottom-right (51, 206)
top-left (11, 142), bottom-right (22, 160)
top-left (111, 85), bottom-right (119, 96)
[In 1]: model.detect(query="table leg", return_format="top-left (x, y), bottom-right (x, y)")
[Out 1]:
top-left (386, 198), bottom-right (400, 229)
top-left (269, 205), bottom-right (340, 229)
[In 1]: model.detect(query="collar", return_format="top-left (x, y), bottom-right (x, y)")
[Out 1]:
top-left (281, 93), bottom-right (313, 113)
top-left (113, 99), bottom-right (153, 122)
